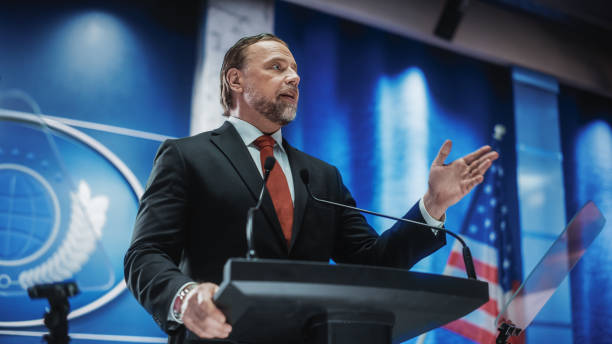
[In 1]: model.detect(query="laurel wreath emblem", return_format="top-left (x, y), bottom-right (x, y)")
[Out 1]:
top-left (18, 181), bottom-right (108, 289)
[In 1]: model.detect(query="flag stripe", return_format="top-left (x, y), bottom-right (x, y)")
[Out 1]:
top-left (459, 307), bottom-right (496, 331)
top-left (444, 265), bottom-right (513, 319)
top-left (448, 251), bottom-right (499, 284)
top-left (444, 319), bottom-right (497, 343)
top-left (480, 298), bottom-right (499, 317)
top-left (442, 148), bottom-right (523, 343)
top-left (460, 236), bottom-right (499, 260)
top-left (445, 265), bottom-right (496, 286)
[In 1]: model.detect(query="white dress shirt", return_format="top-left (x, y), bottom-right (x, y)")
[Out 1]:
top-left (227, 116), bottom-right (295, 202)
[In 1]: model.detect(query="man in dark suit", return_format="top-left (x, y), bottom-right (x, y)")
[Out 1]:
top-left (124, 33), bottom-right (498, 343)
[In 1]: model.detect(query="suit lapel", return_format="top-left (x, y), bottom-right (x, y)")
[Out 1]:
top-left (284, 141), bottom-right (308, 252)
top-left (210, 122), bottom-right (287, 250)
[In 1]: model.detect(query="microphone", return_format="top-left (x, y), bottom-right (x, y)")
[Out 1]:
top-left (246, 157), bottom-right (276, 259)
top-left (299, 169), bottom-right (477, 279)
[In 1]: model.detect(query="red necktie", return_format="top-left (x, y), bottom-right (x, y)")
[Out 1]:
top-left (253, 135), bottom-right (294, 245)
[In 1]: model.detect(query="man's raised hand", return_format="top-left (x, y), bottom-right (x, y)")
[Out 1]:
top-left (423, 140), bottom-right (499, 219)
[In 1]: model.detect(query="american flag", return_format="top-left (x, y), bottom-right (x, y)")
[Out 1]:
top-left (442, 125), bottom-right (524, 343)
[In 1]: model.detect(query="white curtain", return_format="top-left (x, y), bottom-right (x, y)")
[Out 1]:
top-left (190, 0), bottom-right (275, 135)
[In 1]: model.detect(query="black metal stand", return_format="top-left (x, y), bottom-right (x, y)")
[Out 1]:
top-left (304, 312), bottom-right (394, 344)
top-left (27, 282), bottom-right (79, 344)
top-left (496, 322), bottom-right (522, 344)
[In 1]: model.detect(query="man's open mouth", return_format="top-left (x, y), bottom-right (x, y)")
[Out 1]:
top-left (279, 90), bottom-right (298, 102)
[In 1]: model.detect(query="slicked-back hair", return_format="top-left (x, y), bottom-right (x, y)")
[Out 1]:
top-left (220, 33), bottom-right (288, 116)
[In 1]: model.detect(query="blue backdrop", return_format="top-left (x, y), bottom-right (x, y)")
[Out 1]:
top-left (559, 86), bottom-right (612, 343)
top-left (1, 0), bottom-right (611, 343)
top-left (0, 1), bottom-right (198, 342)
top-left (275, 3), bottom-right (521, 342)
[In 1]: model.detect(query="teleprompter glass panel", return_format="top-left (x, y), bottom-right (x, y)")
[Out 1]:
top-left (495, 201), bottom-right (606, 330)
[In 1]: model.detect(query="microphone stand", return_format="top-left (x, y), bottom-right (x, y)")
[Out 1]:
top-left (246, 157), bottom-right (276, 259)
top-left (299, 169), bottom-right (477, 280)
top-left (28, 282), bottom-right (80, 344)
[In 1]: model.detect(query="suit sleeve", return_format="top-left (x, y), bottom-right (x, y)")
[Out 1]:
top-left (330, 167), bottom-right (446, 269)
top-left (123, 140), bottom-right (194, 334)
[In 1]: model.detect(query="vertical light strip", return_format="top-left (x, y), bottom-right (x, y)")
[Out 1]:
top-left (374, 68), bottom-right (430, 230)
top-left (190, 0), bottom-right (274, 135)
top-left (512, 67), bottom-right (573, 342)
top-left (575, 120), bottom-right (612, 239)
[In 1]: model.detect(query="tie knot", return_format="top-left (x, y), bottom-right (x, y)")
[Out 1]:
top-left (253, 135), bottom-right (276, 151)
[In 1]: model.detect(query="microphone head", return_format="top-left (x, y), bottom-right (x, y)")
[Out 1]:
top-left (264, 156), bottom-right (276, 172)
top-left (300, 169), bottom-right (310, 185)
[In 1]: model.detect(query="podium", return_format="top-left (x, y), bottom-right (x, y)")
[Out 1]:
top-left (209, 258), bottom-right (488, 344)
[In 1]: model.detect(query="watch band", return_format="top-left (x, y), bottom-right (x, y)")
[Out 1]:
top-left (172, 282), bottom-right (198, 322)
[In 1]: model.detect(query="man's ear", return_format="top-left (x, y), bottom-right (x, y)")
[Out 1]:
top-left (227, 68), bottom-right (243, 93)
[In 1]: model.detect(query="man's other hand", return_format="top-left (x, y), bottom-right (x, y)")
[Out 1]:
top-left (182, 283), bottom-right (232, 339)
top-left (424, 140), bottom-right (499, 219)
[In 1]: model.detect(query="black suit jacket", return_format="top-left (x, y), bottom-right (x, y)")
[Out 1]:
top-left (124, 121), bottom-right (446, 343)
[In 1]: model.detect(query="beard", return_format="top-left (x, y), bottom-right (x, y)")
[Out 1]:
top-left (245, 85), bottom-right (297, 126)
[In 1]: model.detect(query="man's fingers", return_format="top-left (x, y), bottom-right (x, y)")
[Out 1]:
top-left (184, 304), bottom-right (232, 339)
top-left (207, 304), bottom-right (227, 323)
top-left (432, 140), bottom-right (452, 166)
top-left (190, 297), bottom-right (227, 324)
top-left (195, 289), bottom-right (226, 322)
top-left (464, 175), bottom-right (484, 191)
top-left (184, 317), bottom-right (211, 339)
top-left (480, 150), bottom-right (499, 164)
top-left (185, 316), bottom-right (230, 339)
top-left (463, 145), bottom-right (492, 165)
top-left (470, 159), bottom-right (492, 177)
top-left (189, 301), bottom-right (208, 319)
top-left (202, 317), bottom-right (232, 337)
top-left (183, 282), bottom-right (232, 340)
top-left (469, 151), bottom-right (498, 174)
top-left (467, 151), bottom-right (498, 173)
top-left (201, 317), bottom-right (231, 339)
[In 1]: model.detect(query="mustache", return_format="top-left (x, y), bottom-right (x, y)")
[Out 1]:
top-left (278, 86), bottom-right (299, 95)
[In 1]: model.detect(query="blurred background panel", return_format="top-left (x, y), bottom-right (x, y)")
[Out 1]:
top-left (0, 0), bottom-right (610, 343)
top-left (559, 85), bottom-right (612, 344)
top-left (0, 1), bottom-right (200, 342)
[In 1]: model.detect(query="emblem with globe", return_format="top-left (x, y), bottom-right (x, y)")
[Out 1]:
top-left (0, 155), bottom-right (109, 295)
top-left (0, 110), bottom-right (142, 326)
top-left (0, 163), bottom-right (60, 293)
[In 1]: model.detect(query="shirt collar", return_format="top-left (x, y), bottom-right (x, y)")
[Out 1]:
top-left (227, 116), bottom-right (285, 151)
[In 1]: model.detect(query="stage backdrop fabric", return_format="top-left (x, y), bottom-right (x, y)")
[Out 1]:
top-left (11, 0), bottom-right (612, 343)
top-left (275, 2), bottom-right (521, 343)
top-left (559, 85), bottom-right (612, 343)
top-left (0, 1), bottom-right (198, 343)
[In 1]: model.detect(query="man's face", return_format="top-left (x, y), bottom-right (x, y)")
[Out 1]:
top-left (241, 40), bottom-right (300, 126)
